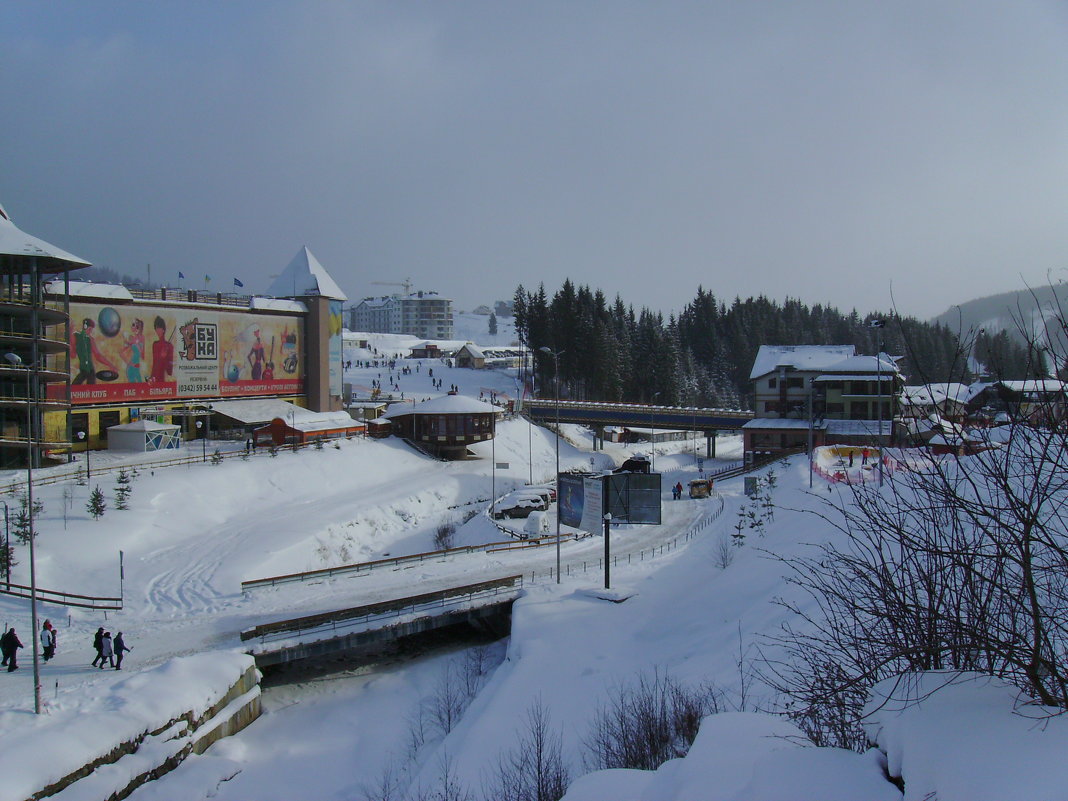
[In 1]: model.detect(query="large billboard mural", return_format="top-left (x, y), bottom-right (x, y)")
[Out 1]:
top-left (329, 299), bottom-right (344, 398)
top-left (51, 302), bottom-right (304, 405)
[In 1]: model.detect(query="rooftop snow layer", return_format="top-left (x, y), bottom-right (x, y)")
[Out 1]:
top-left (748, 345), bottom-right (856, 380)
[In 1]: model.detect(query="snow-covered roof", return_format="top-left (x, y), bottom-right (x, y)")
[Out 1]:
top-left (356, 296), bottom-right (392, 308)
top-left (266, 246), bottom-right (347, 301)
top-left (0, 203), bottom-right (90, 270)
top-left (207, 399), bottom-right (308, 425)
top-left (749, 345), bottom-right (856, 380)
top-left (106, 420), bottom-right (180, 432)
top-left (819, 353), bottom-right (901, 375)
top-left (997, 380), bottom-right (1066, 395)
top-left (457, 343), bottom-right (485, 358)
top-left (902, 383), bottom-right (972, 406)
top-left (283, 411), bottom-right (361, 434)
top-left (381, 394), bottom-right (501, 418)
top-left (46, 280), bottom-right (133, 301)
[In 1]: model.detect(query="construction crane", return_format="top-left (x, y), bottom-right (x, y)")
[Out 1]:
top-left (371, 278), bottom-right (413, 297)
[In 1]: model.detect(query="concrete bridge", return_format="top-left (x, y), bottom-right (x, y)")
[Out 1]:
top-left (241, 575), bottom-right (523, 669)
top-left (524, 399), bottom-right (753, 456)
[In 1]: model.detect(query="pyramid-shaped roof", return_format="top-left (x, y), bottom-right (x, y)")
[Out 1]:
top-left (0, 202), bottom-right (90, 271)
top-left (266, 246), bottom-right (346, 301)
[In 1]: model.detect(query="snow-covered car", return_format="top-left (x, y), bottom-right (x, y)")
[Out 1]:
top-left (494, 490), bottom-right (550, 519)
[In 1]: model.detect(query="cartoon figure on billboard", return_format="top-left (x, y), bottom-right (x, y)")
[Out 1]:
top-left (281, 327), bottom-right (298, 373)
top-left (70, 318), bottom-right (119, 385)
top-left (178, 318), bottom-right (200, 362)
top-left (120, 318), bottom-right (145, 383)
top-left (148, 316), bottom-right (174, 383)
top-left (263, 337), bottom-right (275, 380)
top-left (247, 328), bottom-right (266, 380)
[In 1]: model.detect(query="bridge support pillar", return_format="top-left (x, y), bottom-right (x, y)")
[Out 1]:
top-left (706, 431), bottom-right (716, 459)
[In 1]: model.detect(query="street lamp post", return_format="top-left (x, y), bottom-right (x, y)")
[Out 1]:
top-left (4, 352), bottom-right (40, 714)
top-left (196, 420), bottom-right (206, 461)
top-left (539, 346), bottom-right (564, 583)
top-left (603, 512), bottom-right (612, 589)
top-left (76, 430), bottom-right (91, 481)
top-left (2, 500), bottom-right (8, 591)
top-left (870, 320), bottom-right (887, 486)
top-left (650, 391), bottom-right (661, 473)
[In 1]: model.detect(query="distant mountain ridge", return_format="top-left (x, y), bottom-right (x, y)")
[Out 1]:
top-left (931, 283), bottom-right (1068, 345)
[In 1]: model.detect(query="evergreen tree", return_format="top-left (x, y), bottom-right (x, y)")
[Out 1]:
top-left (488, 312), bottom-right (498, 336)
top-left (87, 486), bottom-right (106, 520)
top-left (12, 494), bottom-right (43, 544)
top-left (114, 468), bottom-right (132, 510)
top-left (0, 544), bottom-right (16, 582)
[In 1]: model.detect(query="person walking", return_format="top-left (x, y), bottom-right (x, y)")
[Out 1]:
top-left (41, 620), bottom-right (56, 662)
top-left (99, 631), bottom-right (114, 669)
top-left (0, 628), bottom-right (11, 668)
top-left (113, 632), bottom-right (131, 670)
top-left (91, 626), bottom-right (105, 667)
top-left (1, 628), bottom-right (23, 672)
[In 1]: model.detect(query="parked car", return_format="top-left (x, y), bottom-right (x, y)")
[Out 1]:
top-left (522, 486), bottom-right (556, 504)
top-left (494, 490), bottom-right (550, 519)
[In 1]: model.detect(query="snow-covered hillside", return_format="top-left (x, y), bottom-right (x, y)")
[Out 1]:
top-left (0, 356), bottom-right (1064, 801)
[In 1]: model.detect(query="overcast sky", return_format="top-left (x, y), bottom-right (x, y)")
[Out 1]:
top-left (4, 2), bottom-right (1068, 321)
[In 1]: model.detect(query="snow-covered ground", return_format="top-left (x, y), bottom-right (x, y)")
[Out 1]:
top-left (0, 355), bottom-right (1064, 801)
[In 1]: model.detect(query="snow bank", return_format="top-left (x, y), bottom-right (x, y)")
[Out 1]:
top-left (863, 671), bottom-right (1068, 801)
top-left (563, 712), bottom-right (900, 801)
top-left (0, 652), bottom-right (255, 801)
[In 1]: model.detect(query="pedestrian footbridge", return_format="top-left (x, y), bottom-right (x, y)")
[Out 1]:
top-left (523, 399), bottom-right (752, 455)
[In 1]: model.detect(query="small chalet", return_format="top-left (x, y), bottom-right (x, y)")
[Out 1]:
top-left (454, 343), bottom-right (486, 369)
top-left (381, 394), bottom-right (500, 458)
top-left (409, 341), bottom-right (446, 359)
top-left (252, 409), bottom-right (364, 447)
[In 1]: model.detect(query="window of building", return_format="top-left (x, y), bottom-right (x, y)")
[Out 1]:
top-left (71, 412), bottom-right (89, 442)
top-left (98, 411), bottom-right (120, 441)
top-left (787, 377), bottom-right (804, 389)
top-left (768, 378), bottom-right (777, 389)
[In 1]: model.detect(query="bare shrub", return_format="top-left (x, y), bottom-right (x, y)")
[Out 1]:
top-left (583, 670), bottom-right (721, 771)
top-left (713, 534), bottom-right (735, 569)
top-left (434, 520), bottom-right (458, 551)
top-left (482, 699), bottom-right (569, 801)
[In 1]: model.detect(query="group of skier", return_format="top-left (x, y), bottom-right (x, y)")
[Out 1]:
top-left (0, 622), bottom-right (132, 673)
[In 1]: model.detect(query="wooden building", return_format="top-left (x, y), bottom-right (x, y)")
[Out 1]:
top-left (380, 393), bottom-right (500, 458)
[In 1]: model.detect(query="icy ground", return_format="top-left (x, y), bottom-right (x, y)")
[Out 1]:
top-left (0, 350), bottom-right (1063, 800)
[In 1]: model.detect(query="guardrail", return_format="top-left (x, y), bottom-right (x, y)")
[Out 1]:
top-left (0, 582), bottom-right (122, 611)
top-left (241, 536), bottom-right (562, 592)
top-left (241, 574), bottom-right (524, 644)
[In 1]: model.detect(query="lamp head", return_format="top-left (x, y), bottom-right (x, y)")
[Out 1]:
top-left (3, 353), bottom-right (22, 366)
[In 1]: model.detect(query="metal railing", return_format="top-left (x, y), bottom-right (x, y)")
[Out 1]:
top-left (0, 582), bottom-right (121, 611)
top-left (241, 535), bottom-right (564, 591)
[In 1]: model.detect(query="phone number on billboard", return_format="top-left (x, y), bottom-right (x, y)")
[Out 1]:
top-left (178, 383), bottom-right (217, 394)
